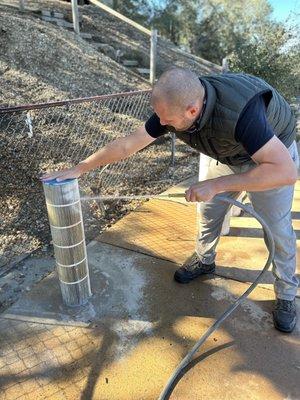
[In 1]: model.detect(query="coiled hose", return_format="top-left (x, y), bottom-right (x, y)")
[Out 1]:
top-left (158, 194), bottom-right (275, 400)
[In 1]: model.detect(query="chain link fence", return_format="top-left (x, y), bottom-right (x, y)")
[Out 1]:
top-left (0, 90), bottom-right (198, 274)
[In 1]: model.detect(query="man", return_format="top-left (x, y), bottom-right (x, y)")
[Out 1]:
top-left (43, 68), bottom-right (299, 333)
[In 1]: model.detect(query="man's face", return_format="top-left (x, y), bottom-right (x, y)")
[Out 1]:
top-left (153, 100), bottom-right (201, 132)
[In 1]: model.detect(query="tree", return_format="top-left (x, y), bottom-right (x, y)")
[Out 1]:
top-left (150, 0), bottom-right (300, 99)
top-left (112, 0), bottom-right (151, 25)
top-left (228, 17), bottom-right (300, 100)
top-left (151, 1), bottom-right (181, 44)
top-left (111, 0), bottom-right (299, 98)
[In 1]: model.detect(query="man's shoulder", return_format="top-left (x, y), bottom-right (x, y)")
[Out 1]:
top-left (201, 73), bottom-right (275, 105)
top-left (200, 72), bottom-right (266, 85)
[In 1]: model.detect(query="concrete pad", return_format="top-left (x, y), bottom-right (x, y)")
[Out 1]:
top-left (95, 174), bottom-right (198, 263)
top-left (97, 177), bottom-right (300, 295)
top-left (0, 257), bottom-right (55, 312)
top-left (1, 177), bottom-right (299, 398)
top-left (95, 201), bottom-right (279, 291)
top-left (0, 241), bottom-right (299, 399)
top-left (97, 198), bottom-right (197, 264)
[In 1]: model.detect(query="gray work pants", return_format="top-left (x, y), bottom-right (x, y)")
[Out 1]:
top-left (196, 140), bottom-right (299, 301)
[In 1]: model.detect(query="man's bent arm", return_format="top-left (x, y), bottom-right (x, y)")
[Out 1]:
top-left (215, 136), bottom-right (297, 193)
top-left (186, 136), bottom-right (297, 203)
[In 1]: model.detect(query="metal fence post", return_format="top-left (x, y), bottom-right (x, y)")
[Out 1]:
top-left (150, 29), bottom-right (158, 85)
top-left (19, 0), bottom-right (25, 11)
top-left (222, 57), bottom-right (229, 73)
top-left (43, 178), bottom-right (92, 307)
top-left (71, 0), bottom-right (80, 35)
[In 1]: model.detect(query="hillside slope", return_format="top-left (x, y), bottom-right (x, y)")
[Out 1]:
top-left (0, 0), bottom-right (221, 106)
top-left (80, 3), bottom-right (222, 76)
top-left (0, 4), bottom-right (148, 106)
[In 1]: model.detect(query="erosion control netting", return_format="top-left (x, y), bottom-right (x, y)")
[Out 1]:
top-left (0, 90), bottom-right (198, 272)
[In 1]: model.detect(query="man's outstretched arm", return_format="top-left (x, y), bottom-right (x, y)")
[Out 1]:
top-left (41, 124), bottom-right (155, 182)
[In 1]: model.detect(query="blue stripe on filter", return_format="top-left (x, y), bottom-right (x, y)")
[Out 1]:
top-left (43, 178), bottom-right (76, 186)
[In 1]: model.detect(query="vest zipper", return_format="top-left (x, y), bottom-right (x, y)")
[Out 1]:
top-left (207, 138), bottom-right (219, 165)
top-left (198, 136), bottom-right (209, 154)
top-left (189, 131), bottom-right (210, 155)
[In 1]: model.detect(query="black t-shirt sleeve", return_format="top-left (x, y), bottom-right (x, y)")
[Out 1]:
top-left (145, 113), bottom-right (168, 138)
top-left (235, 93), bottom-right (274, 156)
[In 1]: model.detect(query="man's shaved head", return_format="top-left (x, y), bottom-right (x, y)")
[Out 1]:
top-left (151, 67), bottom-right (205, 111)
top-left (150, 67), bottom-right (205, 131)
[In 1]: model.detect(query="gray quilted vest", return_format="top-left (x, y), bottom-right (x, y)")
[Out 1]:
top-left (174, 73), bottom-right (296, 165)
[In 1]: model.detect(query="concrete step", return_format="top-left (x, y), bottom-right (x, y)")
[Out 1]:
top-left (53, 12), bottom-right (64, 19)
top-left (93, 43), bottom-right (117, 59)
top-left (136, 67), bottom-right (150, 75)
top-left (93, 43), bottom-right (114, 51)
top-left (56, 20), bottom-right (74, 29)
top-left (41, 10), bottom-right (64, 19)
top-left (41, 16), bottom-right (59, 23)
top-left (41, 10), bottom-right (51, 17)
top-left (80, 32), bottom-right (93, 40)
top-left (122, 60), bottom-right (139, 67)
top-left (41, 15), bottom-right (74, 29)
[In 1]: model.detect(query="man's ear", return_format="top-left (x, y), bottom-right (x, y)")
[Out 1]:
top-left (187, 104), bottom-right (200, 117)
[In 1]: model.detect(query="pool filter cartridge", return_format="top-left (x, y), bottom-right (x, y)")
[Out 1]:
top-left (43, 178), bottom-right (92, 307)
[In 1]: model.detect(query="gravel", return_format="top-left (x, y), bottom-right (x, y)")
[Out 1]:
top-left (0, 3), bottom-right (148, 106)
top-left (0, 1), bottom-right (204, 311)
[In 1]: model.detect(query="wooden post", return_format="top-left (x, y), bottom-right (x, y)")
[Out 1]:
top-left (89, 0), bottom-right (151, 35)
top-left (43, 179), bottom-right (92, 307)
top-left (150, 29), bottom-right (158, 85)
top-left (222, 57), bottom-right (229, 73)
top-left (19, 0), bottom-right (25, 12)
top-left (71, 0), bottom-right (80, 35)
top-left (171, 133), bottom-right (176, 167)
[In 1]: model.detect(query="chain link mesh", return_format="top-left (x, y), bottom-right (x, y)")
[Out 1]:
top-left (0, 90), bottom-right (198, 272)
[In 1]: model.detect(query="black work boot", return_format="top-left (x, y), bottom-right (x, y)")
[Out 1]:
top-left (174, 252), bottom-right (215, 284)
top-left (273, 298), bottom-right (297, 333)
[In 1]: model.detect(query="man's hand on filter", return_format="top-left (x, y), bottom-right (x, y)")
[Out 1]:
top-left (41, 165), bottom-right (84, 183)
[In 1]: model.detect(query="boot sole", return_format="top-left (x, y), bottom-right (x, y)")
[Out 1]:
top-left (273, 317), bottom-right (296, 333)
top-left (174, 270), bottom-right (215, 284)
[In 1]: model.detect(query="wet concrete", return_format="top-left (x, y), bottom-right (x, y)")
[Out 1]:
top-left (1, 176), bottom-right (299, 399)
top-left (1, 240), bottom-right (299, 399)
